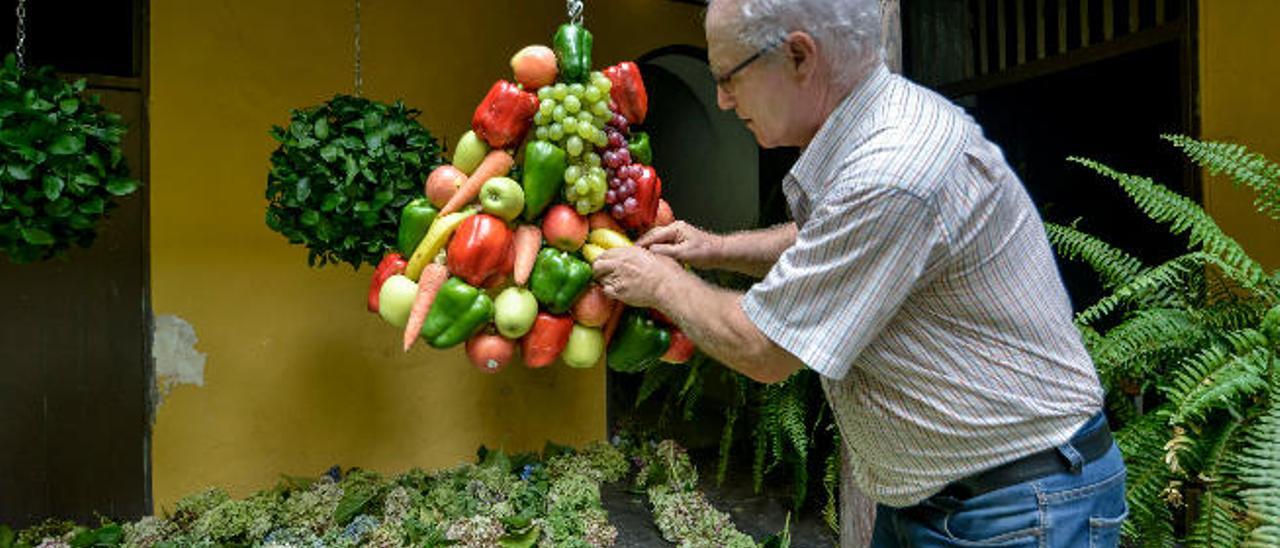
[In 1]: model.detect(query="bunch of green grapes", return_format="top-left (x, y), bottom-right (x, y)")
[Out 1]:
top-left (534, 72), bottom-right (612, 214)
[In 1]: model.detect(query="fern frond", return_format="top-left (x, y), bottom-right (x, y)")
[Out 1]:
top-left (1091, 308), bottom-right (1205, 380)
top-left (1069, 157), bottom-right (1267, 283)
top-left (1046, 222), bottom-right (1147, 291)
top-left (1188, 489), bottom-right (1250, 548)
top-left (636, 366), bottom-right (677, 408)
top-left (779, 377), bottom-right (809, 461)
top-left (716, 404), bottom-right (738, 486)
top-left (1115, 407), bottom-right (1177, 544)
top-left (1077, 252), bottom-right (1268, 326)
top-left (823, 440), bottom-right (841, 536)
top-left (1163, 330), bottom-right (1271, 425)
top-left (1228, 394), bottom-right (1280, 546)
top-left (1164, 134), bottom-right (1280, 221)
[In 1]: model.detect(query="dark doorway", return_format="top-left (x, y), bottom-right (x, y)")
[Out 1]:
top-left (0, 0), bottom-right (150, 528)
top-left (904, 0), bottom-right (1197, 310)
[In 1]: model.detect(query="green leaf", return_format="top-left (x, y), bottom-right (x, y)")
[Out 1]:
top-left (314, 117), bottom-right (330, 140)
top-left (498, 525), bottom-right (540, 548)
top-left (70, 172), bottom-right (98, 193)
top-left (301, 210), bottom-right (320, 226)
top-left (59, 98), bottom-right (79, 114)
top-left (79, 197), bottom-right (105, 215)
top-left (7, 163), bottom-right (33, 180)
top-left (20, 227), bottom-right (55, 245)
top-left (319, 144), bottom-right (339, 163)
top-left (105, 177), bottom-right (138, 196)
top-left (69, 214), bottom-right (94, 229)
top-left (321, 192), bottom-right (343, 212)
top-left (49, 134), bottom-right (85, 155)
top-left (295, 177), bottom-right (311, 201)
top-left (43, 175), bottom-right (64, 201)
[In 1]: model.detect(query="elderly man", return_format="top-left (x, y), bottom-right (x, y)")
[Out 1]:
top-left (591, 0), bottom-right (1127, 546)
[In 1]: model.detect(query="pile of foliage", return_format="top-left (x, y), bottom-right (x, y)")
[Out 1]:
top-left (1, 438), bottom-right (793, 548)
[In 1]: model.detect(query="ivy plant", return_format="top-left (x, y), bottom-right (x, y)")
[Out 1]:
top-left (264, 95), bottom-right (444, 269)
top-left (0, 54), bottom-right (138, 264)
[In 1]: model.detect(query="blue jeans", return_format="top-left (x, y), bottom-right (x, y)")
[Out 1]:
top-left (871, 415), bottom-right (1128, 547)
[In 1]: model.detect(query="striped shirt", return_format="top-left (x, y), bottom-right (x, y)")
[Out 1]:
top-left (740, 64), bottom-right (1104, 507)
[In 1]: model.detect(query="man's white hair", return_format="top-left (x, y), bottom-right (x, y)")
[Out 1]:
top-left (712, 0), bottom-right (883, 87)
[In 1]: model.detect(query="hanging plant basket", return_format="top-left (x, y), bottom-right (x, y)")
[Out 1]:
top-left (264, 95), bottom-right (445, 269)
top-left (0, 54), bottom-right (139, 264)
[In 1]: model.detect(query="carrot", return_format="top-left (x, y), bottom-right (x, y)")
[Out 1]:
top-left (601, 301), bottom-right (627, 348)
top-left (403, 263), bottom-right (449, 352)
top-left (440, 149), bottom-right (514, 216)
top-left (512, 224), bottom-right (542, 286)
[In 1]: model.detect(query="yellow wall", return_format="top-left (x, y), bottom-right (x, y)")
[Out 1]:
top-left (1199, 0), bottom-right (1280, 270)
top-left (149, 0), bottom-right (707, 511)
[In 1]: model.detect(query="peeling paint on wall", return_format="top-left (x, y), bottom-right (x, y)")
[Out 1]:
top-left (152, 314), bottom-right (206, 405)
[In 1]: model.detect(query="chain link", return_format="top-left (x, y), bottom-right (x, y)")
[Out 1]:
top-left (15, 0), bottom-right (27, 72)
top-left (353, 0), bottom-right (362, 97)
top-left (567, 0), bottom-right (583, 25)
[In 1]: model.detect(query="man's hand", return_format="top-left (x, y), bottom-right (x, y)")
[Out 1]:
top-left (636, 221), bottom-right (724, 270)
top-left (592, 246), bottom-right (687, 309)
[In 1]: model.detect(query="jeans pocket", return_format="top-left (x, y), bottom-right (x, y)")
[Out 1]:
top-left (1089, 506), bottom-right (1128, 548)
top-left (940, 495), bottom-right (1043, 547)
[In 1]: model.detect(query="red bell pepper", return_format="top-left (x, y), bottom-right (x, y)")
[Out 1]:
top-left (472, 80), bottom-right (538, 150)
top-left (368, 253), bottom-right (407, 313)
top-left (615, 164), bottom-right (662, 232)
top-left (660, 328), bottom-right (695, 364)
top-left (446, 213), bottom-right (515, 288)
top-left (603, 62), bottom-right (648, 125)
top-left (522, 312), bottom-right (574, 368)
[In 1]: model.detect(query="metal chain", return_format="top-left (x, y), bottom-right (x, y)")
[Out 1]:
top-left (353, 0), bottom-right (362, 97)
top-left (15, 0), bottom-right (27, 72)
top-left (567, 0), bottom-right (583, 25)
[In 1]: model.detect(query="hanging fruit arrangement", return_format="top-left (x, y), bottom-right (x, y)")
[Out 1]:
top-left (371, 3), bottom-right (693, 373)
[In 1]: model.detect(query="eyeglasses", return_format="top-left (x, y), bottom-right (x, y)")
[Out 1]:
top-left (713, 37), bottom-right (786, 89)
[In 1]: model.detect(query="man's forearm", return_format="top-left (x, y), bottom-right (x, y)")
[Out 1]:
top-left (711, 222), bottom-right (798, 278)
top-left (654, 271), bottom-right (804, 384)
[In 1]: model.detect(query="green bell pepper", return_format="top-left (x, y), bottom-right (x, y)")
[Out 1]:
top-left (553, 23), bottom-right (593, 84)
top-left (397, 198), bottom-right (438, 256)
top-left (529, 248), bottom-right (593, 314)
top-left (522, 140), bottom-right (567, 221)
top-left (628, 131), bottom-right (652, 166)
top-left (420, 277), bottom-right (494, 349)
top-left (607, 309), bottom-right (671, 373)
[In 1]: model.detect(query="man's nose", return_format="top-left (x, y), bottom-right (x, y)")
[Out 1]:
top-left (716, 85), bottom-right (735, 111)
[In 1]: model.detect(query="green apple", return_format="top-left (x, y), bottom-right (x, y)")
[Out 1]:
top-left (453, 130), bottom-right (490, 175)
top-left (562, 324), bottom-right (603, 368)
top-left (480, 176), bottom-right (525, 221)
top-left (377, 274), bottom-right (419, 328)
top-left (494, 287), bottom-right (538, 338)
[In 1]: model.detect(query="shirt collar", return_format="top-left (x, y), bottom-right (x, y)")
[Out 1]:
top-left (788, 63), bottom-right (893, 197)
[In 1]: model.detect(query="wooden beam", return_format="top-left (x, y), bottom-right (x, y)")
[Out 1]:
top-left (1103, 0), bottom-right (1114, 41)
top-left (997, 0), bottom-right (1008, 70)
top-left (1017, 0), bottom-right (1027, 65)
top-left (1129, 0), bottom-right (1140, 33)
top-left (1080, 0), bottom-right (1090, 48)
top-left (1156, 0), bottom-right (1166, 24)
top-left (979, 0), bottom-right (991, 74)
top-left (937, 20), bottom-right (1185, 98)
top-left (1036, 0), bottom-right (1047, 59)
top-left (1058, 0), bottom-right (1068, 54)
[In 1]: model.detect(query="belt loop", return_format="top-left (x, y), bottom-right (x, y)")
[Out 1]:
top-left (1057, 442), bottom-right (1084, 474)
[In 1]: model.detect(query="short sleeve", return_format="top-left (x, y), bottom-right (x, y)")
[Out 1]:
top-left (741, 184), bottom-right (948, 380)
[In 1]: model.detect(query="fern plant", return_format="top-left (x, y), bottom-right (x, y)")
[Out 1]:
top-left (629, 346), bottom-right (839, 530)
top-left (1046, 135), bottom-right (1280, 546)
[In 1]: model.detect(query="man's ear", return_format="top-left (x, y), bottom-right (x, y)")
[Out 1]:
top-left (787, 31), bottom-right (820, 82)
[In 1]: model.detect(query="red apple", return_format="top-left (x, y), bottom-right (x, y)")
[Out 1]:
top-left (425, 165), bottom-right (467, 209)
top-left (588, 210), bottom-right (625, 233)
top-left (541, 204), bottom-right (589, 252)
top-left (660, 328), bottom-right (695, 364)
top-left (571, 284), bottom-right (615, 328)
top-left (467, 332), bottom-right (516, 374)
top-left (510, 45), bottom-right (558, 90)
top-left (654, 199), bottom-right (676, 228)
